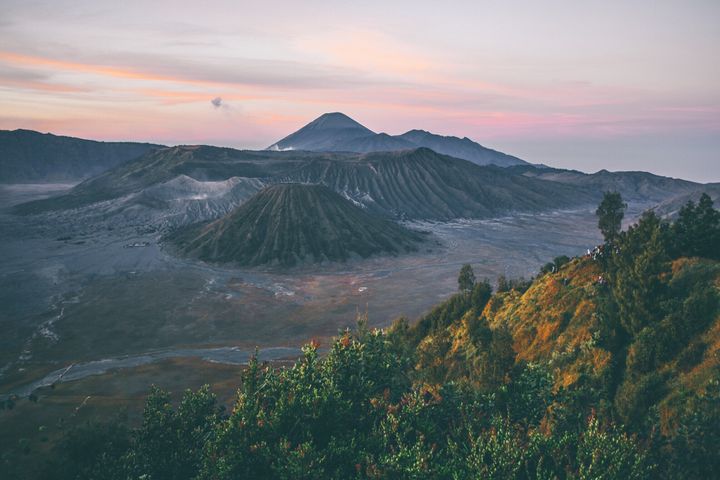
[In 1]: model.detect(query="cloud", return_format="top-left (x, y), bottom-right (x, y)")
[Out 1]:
top-left (210, 96), bottom-right (234, 111)
top-left (0, 49), bottom-right (394, 92)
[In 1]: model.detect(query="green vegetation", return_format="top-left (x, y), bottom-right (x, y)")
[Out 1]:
top-left (457, 264), bottom-right (476, 292)
top-left (596, 191), bottom-right (627, 244)
top-left (540, 255), bottom-right (571, 275)
top-left (670, 192), bottom-right (720, 260)
top-left (5, 193), bottom-right (719, 479)
top-left (33, 330), bottom-right (654, 480)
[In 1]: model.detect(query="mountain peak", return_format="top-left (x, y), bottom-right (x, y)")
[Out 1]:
top-left (267, 113), bottom-right (527, 166)
top-left (267, 112), bottom-right (374, 151)
top-left (167, 183), bottom-right (423, 266)
top-left (307, 112), bottom-right (370, 131)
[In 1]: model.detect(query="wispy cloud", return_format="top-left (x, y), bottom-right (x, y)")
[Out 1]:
top-left (0, 50), bottom-right (383, 91)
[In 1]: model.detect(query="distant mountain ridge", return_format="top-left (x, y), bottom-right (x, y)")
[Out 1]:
top-left (267, 112), bottom-right (527, 167)
top-left (0, 129), bottom-right (164, 183)
top-left (9, 127), bottom-right (716, 232)
top-left (271, 148), bottom-right (592, 220)
top-left (15, 145), bottom-right (593, 221)
top-left (508, 164), bottom-right (703, 204)
top-left (653, 183), bottom-right (720, 218)
top-left (396, 129), bottom-right (526, 167)
top-left (167, 183), bottom-right (426, 266)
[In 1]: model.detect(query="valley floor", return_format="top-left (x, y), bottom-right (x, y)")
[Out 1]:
top-left (0, 183), bottom-right (610, 397)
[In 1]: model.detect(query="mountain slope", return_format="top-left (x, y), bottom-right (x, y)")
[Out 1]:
top-left (267, 113), bottom-right (528, 166)
top-left (12, 145), bottom-right (301, 214)
top-left (15, 146), bottom-right (594, 220)
top-left (268, 112), bottom-right (380, 151)
top-left (398, 203), bottom-right (720, 438)
top-left (0, 129), bottom-right (163, 183)
top-left (15, 137), bottom-right (708, 227)
top-left (653, 183), bottom-right (720, 218)
top-left (341, 132), bottom-right (416, 152)
top-left (167, 184), bottom-right (426, 266)
top-left (514, 165), bottom-right (701, 203)
top-left (460, 256), bottom-right (718, 412)
top-left (276, 148), bottom-right (594, 220)
top-left (397, 129), bottom-right (526, 167)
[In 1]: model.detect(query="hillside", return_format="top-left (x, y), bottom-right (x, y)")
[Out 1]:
top-left (278, 148), bottom-right (594, 220)
top-left (408, 254), bottom-right (720, 428)
top-left (14, 146), bottom-right (593, 221)
top-left (11, 194), bottom-right (720, 480)
top-left (481, 256), bottom-right (718, 399)
top-left (653, 183), bottom-right (720, 218)
top-left (392, 194), bottom-right (720, 477)
top-left (267, 112), bottom-right (528, 167)
top-left (166, 184), bottom-right (426, 266)
top-left (11, 130), bottom-right (712, 228)
top-left (11, 145), bottom-right (295, 214)
top-left (0, 129), bottom-right (163, 183)
top-left (514, 165), bottom-right (701, 204)
top-left (397, 129), bottom-right (526, 167)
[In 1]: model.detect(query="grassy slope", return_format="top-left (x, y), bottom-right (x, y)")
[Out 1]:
top-left (482, 258), bottom-right (611, 389)
top-left (413, 255), bottom-right (720, 420)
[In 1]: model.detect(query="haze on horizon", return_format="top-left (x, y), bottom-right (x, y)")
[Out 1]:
top-left (0, 0), bottom-right (718, 182)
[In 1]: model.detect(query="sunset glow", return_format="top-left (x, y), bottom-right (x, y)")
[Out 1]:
top-left (1, 0), bottom-right (718, 181)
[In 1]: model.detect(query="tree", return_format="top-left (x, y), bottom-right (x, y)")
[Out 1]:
top-left (497, 275), bottom-right (510, 293)
top-left (43, 418), bottom-right (131, 480)
top-left (486, 325), bottom-right (516, 389)
top-left (608, 210), bottom-right (670, 336)
top-left (695, 193), bottom-right (720, 259)
top-left (133, 386), bottom-right (220, 480)
top-left (666, 379), bottom-right (720, 479)
top-left (672, 193), bottom-right (720, 259)
top-left (541, 255), bottom-right (570, 275)
top-left (458, 264), bottom-right (476, 293)
top-left (576, 415), bottom-right (654, 479)
top-left (596, 191), bottom-right (627, 244)
top-left (470, 280), bottom-right (493, 311)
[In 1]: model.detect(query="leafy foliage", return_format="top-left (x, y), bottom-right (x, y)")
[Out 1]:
top-left (606, 210), bottom-right (671, 337)
top-left (596, 191), bottom-right (627, 244)
top-left (540, 255), bottom-right (571, 275)
top-left (42, 327), bottom-right (657, 480)
top-left (36, 194), bottom-right (720, 479)
top-left (670, 193), bottom-right (720, 260)
top-left (46, 418), bottom-right (131, 480)
top-left (458, 263), bottom-right (476, 292)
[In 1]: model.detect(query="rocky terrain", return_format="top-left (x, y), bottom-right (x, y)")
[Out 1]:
top-left (167, 184), bottom-right (427, 266)
top-left (509, 164), bottom-right (703, 203)
top-left (14, 145), bottom-right (592, 223)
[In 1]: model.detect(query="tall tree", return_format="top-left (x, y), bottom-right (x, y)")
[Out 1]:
top-left (596, 191), bottom-right (627, 244)
top-left (672, 193), bottom-right (720, 259)
top-left (608, 211), bottom-right (670, 336)
top-left (695, 193), bottom-right (720, 259)
top-left (458, 264), bottom-right (476, 293)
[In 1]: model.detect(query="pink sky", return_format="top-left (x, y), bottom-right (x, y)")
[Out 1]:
top-left (1, 0), bottom-right (718, 181)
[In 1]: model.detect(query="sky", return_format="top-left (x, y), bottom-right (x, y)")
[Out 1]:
top-left (0, 0), bottom-right (718, 182)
